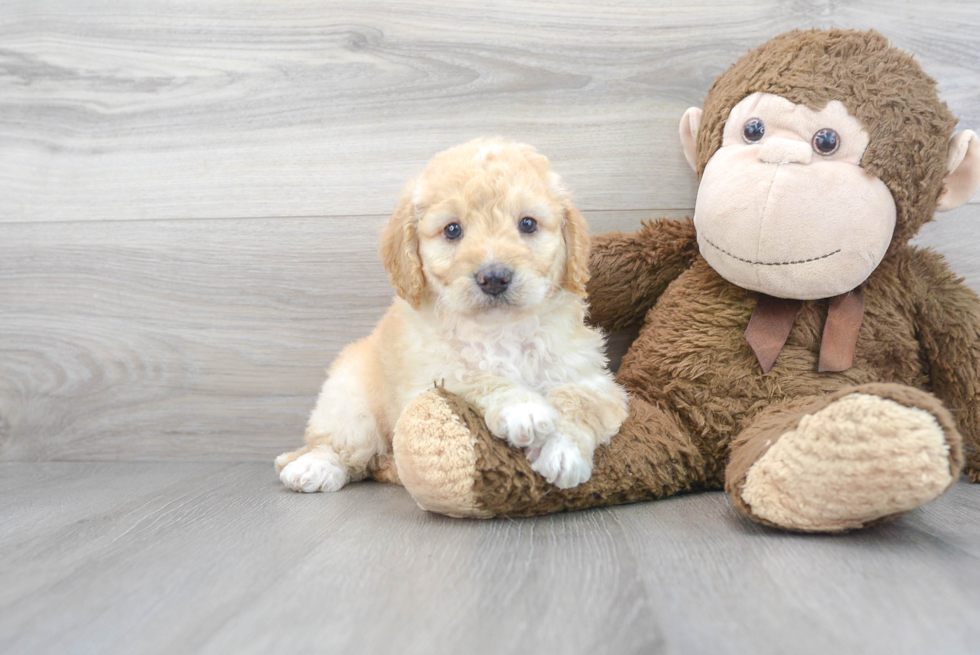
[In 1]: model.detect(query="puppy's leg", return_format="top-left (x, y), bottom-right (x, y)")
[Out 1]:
top-left (278, 340), bottom-right (386, 493)
top-left (455, 377), bottom-right (558, 450)
top-left (530, 375), bottom-right (630, 489)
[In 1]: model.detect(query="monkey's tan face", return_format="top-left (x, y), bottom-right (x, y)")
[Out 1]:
top-left (694, 92), bottom-right (897, 299)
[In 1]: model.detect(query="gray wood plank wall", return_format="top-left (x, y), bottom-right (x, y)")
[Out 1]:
top-left (2, 1), bottom-right (979, 461)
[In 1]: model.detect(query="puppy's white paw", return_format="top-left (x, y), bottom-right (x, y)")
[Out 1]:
top-left (280, 455), bottom-right (348, 493)
top-left (529, 434), bottom-right (592, 489)
top-left (491, 401), bottom-right (558, 448)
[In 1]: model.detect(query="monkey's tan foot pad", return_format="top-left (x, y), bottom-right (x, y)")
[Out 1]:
top-left (740, 393), bottom-right (958, 532)
top-left (393, 387), bottom-right (586, 519)
top-left (393, 388), bottom-right (494, 518)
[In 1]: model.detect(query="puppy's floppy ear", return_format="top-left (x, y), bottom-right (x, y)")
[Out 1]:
top-left (553, 174), bottom-right (590, 297)
top-left (379, 185), bottom-right (425, 309)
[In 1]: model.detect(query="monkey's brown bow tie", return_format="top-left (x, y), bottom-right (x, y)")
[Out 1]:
top-left (745, 288), bottom-right (865, 373)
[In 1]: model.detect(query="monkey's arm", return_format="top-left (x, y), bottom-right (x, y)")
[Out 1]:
top-left (587, 217), bottom-right (699, 332)
top-left (909, 249), bottom-right (980, 481)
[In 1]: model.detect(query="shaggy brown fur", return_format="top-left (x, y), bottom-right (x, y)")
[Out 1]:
top-left (390, 29), bottom-right (980, 530)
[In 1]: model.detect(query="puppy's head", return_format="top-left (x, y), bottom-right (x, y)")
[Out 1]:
top-left (380, 138), bottom-right (589, 319)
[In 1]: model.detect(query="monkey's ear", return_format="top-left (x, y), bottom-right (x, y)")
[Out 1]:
top-left (937, 130), bottom-right (980, 212)
top-left (379, 185), bottom-right (425, 309)
top-left (679, 107), bottom-right (702, 172)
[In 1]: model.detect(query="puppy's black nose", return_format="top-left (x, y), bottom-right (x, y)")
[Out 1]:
top-left (475, 266), bottom-right (512, 297)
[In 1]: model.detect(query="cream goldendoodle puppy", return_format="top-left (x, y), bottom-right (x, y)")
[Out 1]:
top-left (275, 138), bottom-right (628, 491)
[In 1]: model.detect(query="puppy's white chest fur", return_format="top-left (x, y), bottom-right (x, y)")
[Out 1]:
top-left (448, 317), bottom-right (555, 388)
top-left (412, 302), bottom-right (604, 396)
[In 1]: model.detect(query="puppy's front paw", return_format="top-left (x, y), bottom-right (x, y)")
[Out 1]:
top-left (529, 434), bottom-right (592, 489)
top-left (489, 401), bottom-right (558, 449)
top-left (280, 455), bottom-right (348, 493)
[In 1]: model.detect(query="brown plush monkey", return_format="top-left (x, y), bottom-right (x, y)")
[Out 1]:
top-left (390, 29), bottom-right (980, 532)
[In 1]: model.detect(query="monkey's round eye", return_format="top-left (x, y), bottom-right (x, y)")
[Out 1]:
top-left (519, 217), bottom-right (537, 234)
top-left (812, 128), bottom-right (840, 155)
top-left (742, 118), bottom-right (765, 143)
top-left (443, 222), bottom-right (462, 240)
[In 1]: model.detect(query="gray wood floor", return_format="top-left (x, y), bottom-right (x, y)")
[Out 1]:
top-left (2, 463), bottom-right (979, 655)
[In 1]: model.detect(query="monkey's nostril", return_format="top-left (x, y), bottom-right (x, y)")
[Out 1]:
top-left (475, 266), bottom-right (513, 297)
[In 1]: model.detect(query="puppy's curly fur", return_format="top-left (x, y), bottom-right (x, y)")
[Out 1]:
top-left (275, 139), bottom-right (628, 492)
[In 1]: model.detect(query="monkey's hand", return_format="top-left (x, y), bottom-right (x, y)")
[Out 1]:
top-left (587, 217), bottom-right (699, 332)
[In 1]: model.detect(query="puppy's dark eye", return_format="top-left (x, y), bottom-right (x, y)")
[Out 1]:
top-left (519, 217), bottom-right (537, 234)
top-left (812, 128), bottom-right (840, 155)
top-left (742, 118), bottom-right (765, 143)
top-left (443, 222), bottom-right (462, 240)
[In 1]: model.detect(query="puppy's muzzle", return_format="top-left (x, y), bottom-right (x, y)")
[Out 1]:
top-left (475, 266), bottom-right (513, 297)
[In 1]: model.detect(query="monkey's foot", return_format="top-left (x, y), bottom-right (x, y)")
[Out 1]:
top-left (392, 388), bottom-right (494, 518)
top-left (738, 391), bottom-right (960, 532)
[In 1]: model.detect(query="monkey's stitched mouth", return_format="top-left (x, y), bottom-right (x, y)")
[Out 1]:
top-left (702, 236), bottom-right (841, 267)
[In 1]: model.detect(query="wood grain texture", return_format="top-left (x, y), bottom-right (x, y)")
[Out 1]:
top-left (1, 462), bottom-right (978, 655)
top-left (2, 0), bottom-right (979, 223)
